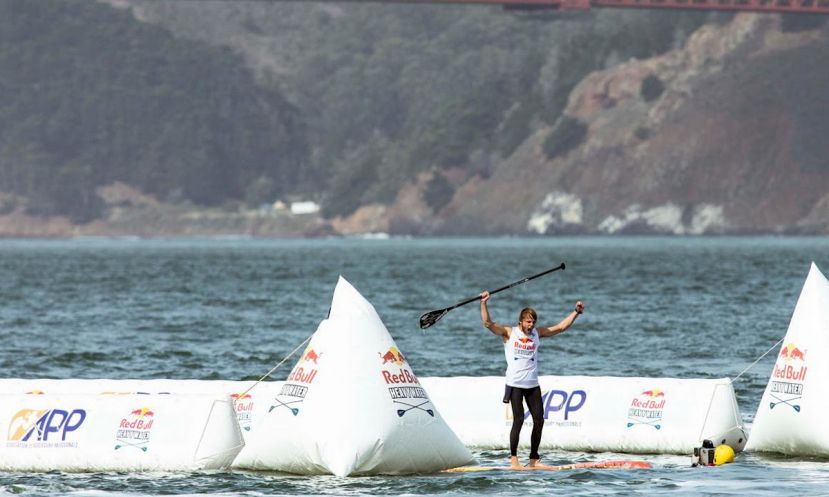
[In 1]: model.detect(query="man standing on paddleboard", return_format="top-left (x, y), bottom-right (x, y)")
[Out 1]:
top-left (480, 291), bottom-right (584, 469)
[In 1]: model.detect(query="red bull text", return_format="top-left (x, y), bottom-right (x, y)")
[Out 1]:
top-left (627, 389), bottom-right (666, 430)
top-left (287, 367), bottom-right (318, 384)
top-left (769, 343), bottom-right (808, 413)
top-left (115, 407), bottom-right (155, 451)
top-left (231, 393), bottom-right (254, 431)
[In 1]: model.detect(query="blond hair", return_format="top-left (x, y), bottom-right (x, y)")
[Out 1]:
top-left (518, 307), bottom-right (537, 323)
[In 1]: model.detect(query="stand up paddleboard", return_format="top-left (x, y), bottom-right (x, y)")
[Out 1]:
top-left (443, 460), bottom-right (652, 473)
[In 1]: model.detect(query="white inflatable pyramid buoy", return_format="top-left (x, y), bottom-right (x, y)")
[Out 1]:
top-left (240, 277), bottom-right (472, 475)
top-left (747, 262), bottom-right (829, 456)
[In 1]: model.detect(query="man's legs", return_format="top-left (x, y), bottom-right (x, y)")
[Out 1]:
top-left (525, 386), bottom-right (544, 466)
top-left (509, 387), bottom-right (526, 468)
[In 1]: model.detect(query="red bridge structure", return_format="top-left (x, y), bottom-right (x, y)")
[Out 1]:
top-left (279, 0), bottom-right (829, 15)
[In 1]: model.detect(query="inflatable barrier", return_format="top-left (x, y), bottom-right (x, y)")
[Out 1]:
top-left (746, 262), bottom-right (829, 456)
top-left (234, 276), bottom-right (472, 475)
top-left (0, 374), bottom-right (747, 459)
top-left (421, 375), bottom-right (747, 454)
top-left (0, 393), bottom-right (243, 471)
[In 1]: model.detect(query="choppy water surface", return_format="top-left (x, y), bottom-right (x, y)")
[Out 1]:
top-left (1, 236), bottom-right (828, 496)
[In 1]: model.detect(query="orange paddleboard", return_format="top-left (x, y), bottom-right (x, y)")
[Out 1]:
top-left (443, 460), bottom-right (652, 473)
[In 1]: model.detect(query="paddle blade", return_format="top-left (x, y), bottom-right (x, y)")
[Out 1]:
top-left (419, 308), bottom-right (449, 329)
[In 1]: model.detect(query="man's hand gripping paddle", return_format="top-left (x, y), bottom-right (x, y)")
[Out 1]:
top-left (419, 262), bottom-right (565, 329)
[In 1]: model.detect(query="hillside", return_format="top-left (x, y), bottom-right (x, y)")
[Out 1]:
top-left (432, 15), bottom-right (829, 235)
top-left (1, 0), bottom-right (827, 236)
top-left (0, 0), bottom-right (312, 223)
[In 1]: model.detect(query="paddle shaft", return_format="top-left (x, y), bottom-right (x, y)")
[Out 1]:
top-left (449, 263), bottom-right (565, 311)
top-left (419, 262), bottom-right (565, 329)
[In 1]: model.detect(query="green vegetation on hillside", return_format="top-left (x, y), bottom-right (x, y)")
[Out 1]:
top-left (241, 5), bottom-right (715, 217)
top-left (0, 0), bottom-right (311, 222)
top-left (0, 0), bottom-right (717, 222)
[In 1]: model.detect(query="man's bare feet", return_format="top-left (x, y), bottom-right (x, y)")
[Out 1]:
top-left (527, 458), bottom-right (541, 468)
top-left (510, 456), bottom-right (523, 469)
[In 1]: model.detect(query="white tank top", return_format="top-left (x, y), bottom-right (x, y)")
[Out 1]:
top-left (504, 326), bottom-right (540, 388)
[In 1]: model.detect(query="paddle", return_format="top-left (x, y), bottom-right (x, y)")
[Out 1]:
top-left (419, 262), bottom-right (565, 329)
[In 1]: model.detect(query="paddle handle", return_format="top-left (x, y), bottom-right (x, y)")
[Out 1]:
top-left (452, 262), bottom-right (565, 310)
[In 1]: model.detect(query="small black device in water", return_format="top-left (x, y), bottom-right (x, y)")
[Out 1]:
top-left (692, 439), bottom-right (716, 467)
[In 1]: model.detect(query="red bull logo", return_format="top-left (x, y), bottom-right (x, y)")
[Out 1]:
top-left (25, 390), bottom-right (45, 395)
top-left (779, 343), bottom-right (807, 362)
top-left (774, 343), bottom-right (808, 382)
top-left (302, 346), bottom-right (321, 364)
top-left (379, 347), bottom-right (431, 417)
top-left (380, 347), bottom-right (419, 385)
top-left (631, 389), bottom-right (666, 409)
top-left (286, 347), bottom-right (321, 385)
top-left (231, 392), bottom-right (254, 431)
top-left (770, 343), bottom-right (808, 412)
top-left (380, 346), bottom-right (406, 366)
top-left (514, 338), bottom-right (535, 352)
top-left (8, 408), bottom-right (87, 444)
top-left (115, 406), bottom-right (155, 451)
top-left (627, 388), bottom-right (666, 430)
top-left (121, 407), bottom-right (154, 429)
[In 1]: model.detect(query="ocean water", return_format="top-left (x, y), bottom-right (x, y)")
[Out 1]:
top-left (0, 236), bottom-right (828, 496)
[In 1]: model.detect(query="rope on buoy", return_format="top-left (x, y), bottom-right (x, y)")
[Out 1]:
top-left (235, 333), bottom-right (314, 402)
top-left (730, 337), bottom-right (784, 384)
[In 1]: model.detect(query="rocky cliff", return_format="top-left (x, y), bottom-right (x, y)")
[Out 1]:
top-left (373, 14), bottom-right (829, 235)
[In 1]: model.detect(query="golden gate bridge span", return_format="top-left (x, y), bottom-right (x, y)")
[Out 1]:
top-left (264, 0), bottom-right (829, 15)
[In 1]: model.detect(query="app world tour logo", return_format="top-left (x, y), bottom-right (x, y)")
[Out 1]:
top-left (7, 408), bottom-right (87, 448)
top-left (510, 389), bottom-right (587, 427)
